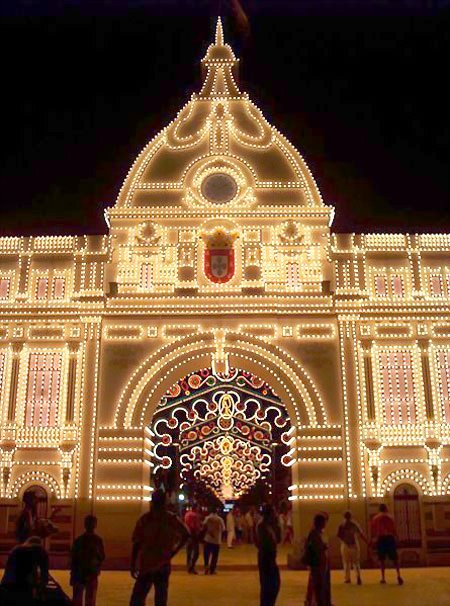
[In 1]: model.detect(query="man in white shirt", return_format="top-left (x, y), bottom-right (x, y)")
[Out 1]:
top-left (202, 508), bottom-right (225, 575)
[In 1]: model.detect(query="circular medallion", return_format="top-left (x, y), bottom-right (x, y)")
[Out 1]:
top-left (201, 173), bottom-right (238, 204)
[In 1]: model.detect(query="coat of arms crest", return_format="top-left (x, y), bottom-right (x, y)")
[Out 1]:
top-left (201, 227), bottom-right (239, 284)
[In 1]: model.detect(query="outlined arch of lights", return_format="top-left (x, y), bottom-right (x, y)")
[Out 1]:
top-left (150, 367), bottom-right (292, 501)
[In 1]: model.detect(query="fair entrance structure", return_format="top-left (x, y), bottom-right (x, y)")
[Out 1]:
top-left (1, 18), bottom-right (450, 568)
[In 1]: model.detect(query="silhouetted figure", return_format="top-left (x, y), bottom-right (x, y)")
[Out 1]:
top-left (130, 489), bottom-right (189, 606)
top-left (184, 505), bottom-right (202, 574)
top-left (370, 504), bottom-right (404, 585)
top-left (337, 510), bottom-right (367, 585)
top-left (245, 508), bottom-right (255, 543)
top-left (283, 507), bottom-right (294, 544)
top-left (15, 491), bottom-right (38, 544)
top-left (70, 515), bottom-right (105, 606)
top-left (235, 508), bottom-right (243, 543)
top-left (226, 508), bottom-right (236, 548)
top-left (303, 514), bottom-right (331, 606)
top-left (0, 536), bottom-right (49, 605)
top-left (256, 504), bottom-right (281, 606)
top-left (202, 507), bottom-right (225, 574)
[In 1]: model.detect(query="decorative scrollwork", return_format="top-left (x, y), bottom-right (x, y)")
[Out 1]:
top-left (151, 367), bottom-right (291, 501)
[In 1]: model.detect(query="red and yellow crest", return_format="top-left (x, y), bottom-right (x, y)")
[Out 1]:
top-left (201, 227), bottom-right (239, 284)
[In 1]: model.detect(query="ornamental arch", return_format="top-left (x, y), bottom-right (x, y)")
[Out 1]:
top-left (10, 471), bottom-right (62, 500)
top-left (379, 469), bottom-right (433, 498)
top-left (113, 331), bottom-right (328, 430)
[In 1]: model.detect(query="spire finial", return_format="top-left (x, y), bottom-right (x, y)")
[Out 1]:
top-left (215, 16), bottom-right (224, 46)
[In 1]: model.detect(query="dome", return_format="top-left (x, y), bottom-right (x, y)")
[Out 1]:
top-left (114, 18), bottom-right (324, 212)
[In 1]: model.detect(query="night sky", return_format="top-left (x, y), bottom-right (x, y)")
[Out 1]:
top-left (0, 1), bottom-right (449, 236)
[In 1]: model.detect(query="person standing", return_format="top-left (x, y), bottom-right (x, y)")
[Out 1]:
top-left (1, 535), bottom-right (49, 604)
top-left (370, 504), bottom-right (404, 585)
top-left (202, 508), bottom-right (225, 575)
top-left (337, 511), bottom-right (367, 585)
top-left (226, 508), bottom-right (236, 548)
top-left (235, 508), bottom-right (243, 544)
top-left (245, 509), bottom-right (254, 543)
top-left (303, 514), bottom-right (332, 606)
top-left (70, 515), bottom-right (105, 606)
top-left (256, 504), bottom-right (281, 606)
top-left (278, 510), bottom-right (286, 546)
top-left (184, 505), bottom-right (202, 574)
top-left (15, 491), bottom-right (38, 544)
top-left (283, 507), bottom-right (294, 544)
top-left (130, 489), bottom-right (189, 606)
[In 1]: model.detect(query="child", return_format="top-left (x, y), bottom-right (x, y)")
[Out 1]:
top-left (70, 515), bottom-right (105, 606)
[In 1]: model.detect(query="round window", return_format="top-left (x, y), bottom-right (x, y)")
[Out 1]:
top-left (200, 173), bottom-right (238, 204)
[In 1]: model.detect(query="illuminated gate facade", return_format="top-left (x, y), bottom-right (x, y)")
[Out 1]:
top-left (1, 19), bottom-right (450, 567)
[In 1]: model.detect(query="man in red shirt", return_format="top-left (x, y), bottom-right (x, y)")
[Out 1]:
top-left (184, 505), bottom-right (202, 574)
top-left (370, 504), bottom-right (403, 585)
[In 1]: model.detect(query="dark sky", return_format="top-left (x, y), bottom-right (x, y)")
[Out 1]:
top-left (0, 1), bottom-right (449, 236)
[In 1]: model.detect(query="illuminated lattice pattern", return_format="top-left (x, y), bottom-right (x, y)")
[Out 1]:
top-left (25, 352), bottom-right (62, 427)
top-left (378, 350), bottom-right (416, 424)
top-left (0, 277), bottom-right (10, 299)
top-left (151, 367), bottom-right (291, 501)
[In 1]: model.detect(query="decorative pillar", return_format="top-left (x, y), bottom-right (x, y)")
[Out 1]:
top-left (419, 340), bottom-right (434, 420)
top-left (15, 251), bottom-right (31, 300)
top-left (212, 329), bottom-right (228, 375)
top-left (409, 237), bottom-right (423, 296)
top-left (60, 446), bottom-right (75, 499)
top-left (365, 441), bottom-right (381, 497)
top-left (2, 466), bottom-right (11, 497)
top-left (426, 441), bottom-right (441, 495)
top-left (0, 445), bottom-right (14, 498)
top-left (362, 341), bottom-right (375, 420)
top-left (7, 343), bottom-right (23, 422)
top-left (66, 344), bottom-right (80, 423)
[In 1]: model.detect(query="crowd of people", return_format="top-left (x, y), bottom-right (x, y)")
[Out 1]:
top-left (0, 488), bottom-right (405, 606)
top-left (181, 502), bottom-right (293, 577)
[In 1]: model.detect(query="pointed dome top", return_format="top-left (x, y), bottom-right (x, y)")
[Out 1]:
top-left (202, 17), bottom-right (238, 65)
top-left (215, 16), bottom-right (224, 45)
top-left (112, 17), bottom-right (327, 213)
top-left (200, 17), bottom-right (240, 98)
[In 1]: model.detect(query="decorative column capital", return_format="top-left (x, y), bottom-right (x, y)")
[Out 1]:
top-left (68, 342), bottom-right (80, 356)
top-left (418, 338), bottom-right (431, 352)
top-left (11, 342), bottom-right (24, 356)
top-left (360, 338), bottom-right (373, 353)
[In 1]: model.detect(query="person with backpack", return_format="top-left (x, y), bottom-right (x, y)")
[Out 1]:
top-left (70, 515), bottom-right (105, 606)
top-left (337, 510), bottom-right (367, 585)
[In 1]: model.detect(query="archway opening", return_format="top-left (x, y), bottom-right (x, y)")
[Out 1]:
top-left (148, 367), bottom-right (293, 510)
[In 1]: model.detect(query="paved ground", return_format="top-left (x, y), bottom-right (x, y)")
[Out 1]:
top-left (52, 566), bottom-right (450, 606)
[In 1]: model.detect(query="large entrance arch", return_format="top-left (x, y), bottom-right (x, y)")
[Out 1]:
top-left (113, 331), bottom-right (327, 431)
top-left (99, 331), bottom-right (331, 546)
top-left (149, 366), bottom-right (293, 504)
